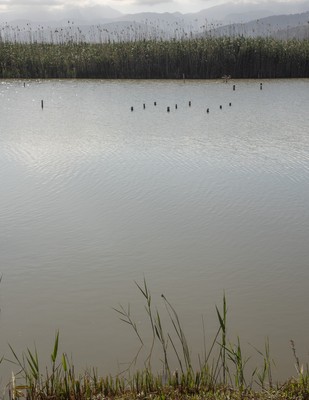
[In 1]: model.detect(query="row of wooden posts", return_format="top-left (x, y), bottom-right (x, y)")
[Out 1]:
top-left (129, 82), bottom-right (263, 113)
top-left (38, 82), bottom-right (263, 111)
top-left (130, 101), bottom-right (233, 113)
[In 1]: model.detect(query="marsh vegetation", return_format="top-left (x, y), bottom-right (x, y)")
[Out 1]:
top-left (0, 36), bottom-right (308, 79)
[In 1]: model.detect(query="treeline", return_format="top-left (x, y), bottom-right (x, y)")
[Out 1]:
top-left (0, 37), bottom-right (308, 79)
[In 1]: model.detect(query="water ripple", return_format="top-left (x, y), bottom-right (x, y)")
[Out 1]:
top-left (0, 79), bottom-right (309, 383)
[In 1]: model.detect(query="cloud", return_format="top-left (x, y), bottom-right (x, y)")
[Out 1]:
top-left (0, 0), bottom-right (100, 6)
top-left (0, 0), bottom-right (62, 4)
top-left (0, 0), bottom-right (98, 21)
top-left (111, 0), bottom-right (174, 5)
top-left (131, 0), bottom-right (174, 4)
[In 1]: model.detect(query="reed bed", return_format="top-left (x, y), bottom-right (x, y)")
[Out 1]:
top-left (0, 37), bottom-right (308, 79)
top-left (5, 279), bottom-right (309, 400)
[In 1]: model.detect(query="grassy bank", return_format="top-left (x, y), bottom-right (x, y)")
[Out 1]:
top-left (0, 37), bottom-right (308, 79)
top-left (5, 280), bottom-right (309, 400)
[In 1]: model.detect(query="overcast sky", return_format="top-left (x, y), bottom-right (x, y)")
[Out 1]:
top-left (0, 0), bottom-right (305, 17)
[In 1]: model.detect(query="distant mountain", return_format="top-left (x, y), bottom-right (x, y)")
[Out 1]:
top-left (198, 11), bottom-right (309, 39)
top-left (274, 24), bottom-right (309, 39)
top-left (1, 0), bottom-right (309, 25)
top-left (0, 1), bottom-right (309, 42)
top-left (199, 0), bottom-right (309, 23)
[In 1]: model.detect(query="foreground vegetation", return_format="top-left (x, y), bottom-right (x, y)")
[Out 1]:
top-left (5, 280), bottom-right (309, 400)
top-left (0, 37), bottom-right (308, 79)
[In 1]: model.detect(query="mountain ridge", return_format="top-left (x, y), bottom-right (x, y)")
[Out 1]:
top-left (1, 1), bottom-right (309, 25)
top-left (0, 1), bottom-right (308, 42)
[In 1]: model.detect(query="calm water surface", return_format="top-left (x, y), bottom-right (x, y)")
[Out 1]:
top-left (0, 79), bottom-right (308, 383)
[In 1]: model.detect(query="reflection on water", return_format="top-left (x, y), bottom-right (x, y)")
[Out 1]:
top-left (0, 79), bottom-right (308, 383)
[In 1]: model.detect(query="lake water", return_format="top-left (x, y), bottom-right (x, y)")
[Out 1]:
top-left (0, 79), bottom-right (308, 386)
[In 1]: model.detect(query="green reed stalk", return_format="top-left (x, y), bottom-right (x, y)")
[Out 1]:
top-left (252, 337), bottom-right (274, 389)
top-left (215, 292), bottom-right (227, 384)
top-left (291, 339), bottom-right (309, 392)
top-left (161, 294), bottom-right (192, 373)
top-left (154, 309), bottom-right (170, 376)
top-left (49, 330), bottom-right (59, 396)
top-left (225, 336), bottom-right (250, 392)
top-left (113, 303), bottom-right (144, 345)
top-left (135, 278), bottom-right (156, 368)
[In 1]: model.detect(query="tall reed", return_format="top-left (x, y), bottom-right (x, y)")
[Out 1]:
top-left (0, 37), bottom-right (308, 79)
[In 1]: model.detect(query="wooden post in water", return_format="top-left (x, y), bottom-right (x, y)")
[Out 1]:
top-left (154, 102), bottom-right (157, 106)
top-left (41, 100), bottom-right (44, 109)
top-left (233, 85), bottom-right (236, 91)
top-left (143, 103), bottom-right (146, 109)
top-left (206, 108), bottom-right (209, 113)
top-left (131, 106), bottom-right (134, 112)
top-left (167, 106), bottom-right (170, 112)
top-left (189, 101), bottom-right (191, 107)
top-left (175, 104), bottom-right (178, 109)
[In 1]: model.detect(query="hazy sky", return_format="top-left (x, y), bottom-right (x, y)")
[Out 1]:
top-left (0, 0), bottom-right (304, 16)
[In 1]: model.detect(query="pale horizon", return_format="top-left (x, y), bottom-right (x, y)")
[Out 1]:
top-left (0, 0), bottom-right (308, 20)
